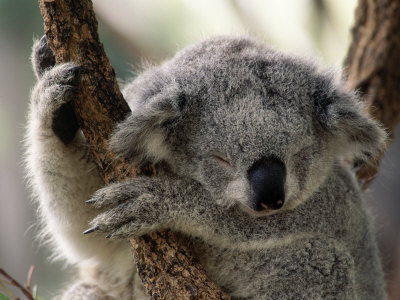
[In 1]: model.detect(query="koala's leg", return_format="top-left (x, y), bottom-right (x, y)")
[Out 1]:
top-left (62, 277), bottom-right (148, 300)
top-left (61, 269), bottom-right (145, 300)
top-left (27, 37), bottom-right (135, 299)
top-left (61, 283), bottom-right (115, 300)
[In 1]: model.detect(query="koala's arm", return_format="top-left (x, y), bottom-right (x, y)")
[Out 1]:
top-left (86, 174), bottom-right (295, 248)
top-left (27, 37), bottom-right (103, 251)
top-left (26, 38), bottom-right (135, 299)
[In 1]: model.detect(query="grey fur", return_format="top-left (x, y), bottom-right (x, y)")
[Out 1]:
top-left (27, 35), bottom-right (387, 299)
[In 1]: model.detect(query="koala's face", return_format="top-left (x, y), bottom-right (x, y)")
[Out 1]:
top-left (112, 36), bottom-right (385, 216)
top-left (162, 60), bottom-right (327, 214)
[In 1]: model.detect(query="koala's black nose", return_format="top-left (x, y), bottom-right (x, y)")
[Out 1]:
top-left (248, 158), bottom-right (286, 211)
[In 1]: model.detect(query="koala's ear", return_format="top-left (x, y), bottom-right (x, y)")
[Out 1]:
top-left (313, 75), bottom-right (387, 163)
top-left (109, 88), bottom-right (186, 164)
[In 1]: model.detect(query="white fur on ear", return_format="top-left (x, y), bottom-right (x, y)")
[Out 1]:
top-left (313, 74), bottom-right (387, 162)
top-left (329, 100), bottom-right (387, 162)
top-left (109, 110), bottom-right (174, 164)
top-left (109, 82), bottom-right (183, 164)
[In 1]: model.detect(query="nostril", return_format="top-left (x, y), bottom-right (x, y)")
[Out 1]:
top-left (256, 192), bottom-right (285, 211)
top-left (275, 199), bottom-right (284, 208)
top-left (248, 158), bottom-right (286, 211)
top-left (262, 198), bottom-right (284, 210)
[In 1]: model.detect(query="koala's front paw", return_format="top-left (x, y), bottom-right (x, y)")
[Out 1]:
top-left (31, 62), bottom-right (85, 144)
top-left (84, 178), bottom-right (168, 239)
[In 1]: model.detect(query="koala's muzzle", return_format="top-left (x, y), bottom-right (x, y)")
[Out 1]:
top-left (248, 158), bottom-right (286, 211)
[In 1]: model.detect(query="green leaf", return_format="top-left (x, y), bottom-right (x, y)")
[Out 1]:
top-left (0, 292), bottom-right (11, 300)
top-left (0, 282), bottom-right (14, 299)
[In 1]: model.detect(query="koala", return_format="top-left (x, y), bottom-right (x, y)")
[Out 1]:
top-left (26, 35), bottom-right (387, 299)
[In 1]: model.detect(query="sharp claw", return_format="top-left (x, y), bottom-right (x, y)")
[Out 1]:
top-left (85, 198), bottom-right (97, 204)
top-left (39, 35), bottom-right (48, 46)
top-left (83, 226), bottom-right (99, 235)
top-left (105, 233), bottom-right (113, 239)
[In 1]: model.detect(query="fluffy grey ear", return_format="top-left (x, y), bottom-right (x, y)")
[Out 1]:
top-left (313, 75), bottom-right (387, 163)
top-left (109, 88), bottom-right (186, 164)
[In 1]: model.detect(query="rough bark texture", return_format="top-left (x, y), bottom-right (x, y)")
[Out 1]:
top-left (345, 0), bottom-right (400, 187)
top-left (38, 0), bottom-right (230, 299)
top-left (133, 232), bottom-right (230, 300)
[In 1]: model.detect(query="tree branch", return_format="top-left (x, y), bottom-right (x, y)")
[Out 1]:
top-left (344, 0), bottom-right (400, 187)
top-left (38, 0), bottom-right (230, 299)
top-left (0, 268), bottom-right (35, 300)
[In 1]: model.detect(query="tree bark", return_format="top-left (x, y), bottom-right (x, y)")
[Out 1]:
top-left (345, 2), bottom-right (400, 298)
top-left (344, 0), bottom-right (400, 187)
top-left (38, 0), bottom-right (230, 299)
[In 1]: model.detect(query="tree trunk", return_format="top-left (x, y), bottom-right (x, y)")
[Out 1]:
top-left (38, 0), bottom-right (230, 299)
top-left (344, 0), bottom-right (400, 187)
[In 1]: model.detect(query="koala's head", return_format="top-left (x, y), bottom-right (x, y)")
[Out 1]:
top-left (111, 36), bottom-right (386, 215)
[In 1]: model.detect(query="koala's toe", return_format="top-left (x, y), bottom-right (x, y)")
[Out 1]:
top-left (62, 65), bottom-right (87, 86)
top-left (86, 204), bottom-right (130, 234)
top-left (43, 63), bottom-right (86, 87)
top-left (87, 182), bottom-right (140, 209)
top-left (104, 222), bottom-right (140, 239)
top-left (86, 209), bottom-right (145, 239)
top-left (85, 192), bottom-right (161, 238)
top-left (32, 35), bottom-right (56, 79)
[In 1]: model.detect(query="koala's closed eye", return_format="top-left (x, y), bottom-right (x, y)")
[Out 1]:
top-left (211, 154), bottom-right (232, 168)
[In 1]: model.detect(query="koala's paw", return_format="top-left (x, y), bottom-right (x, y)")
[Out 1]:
top-left (32, 35), bottom-right (56, 79)
top-left (84, 178), bottom-right (168, 239)
top-left (32, 62), bottom-right (85, 144)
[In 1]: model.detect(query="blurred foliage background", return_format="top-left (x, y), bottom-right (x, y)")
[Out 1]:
top-left (0, 0), bottom-right (399, 299)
